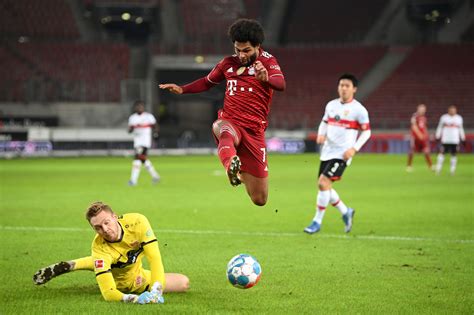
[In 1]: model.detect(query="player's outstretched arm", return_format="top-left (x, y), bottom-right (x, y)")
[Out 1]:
top-left (159, 83), bottom-right (183, 94)
top-left (33, 256), bottom-right (94, 285)
top-left (33, 261), bottom-right (74, 285)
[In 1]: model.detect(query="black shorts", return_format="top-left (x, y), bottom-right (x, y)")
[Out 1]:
top-left (134, 146), bottom-right (148, 160)
top-left (319, 159), bottom-right (347, 181)
top-left (441, 144), bottom-right (459, 155)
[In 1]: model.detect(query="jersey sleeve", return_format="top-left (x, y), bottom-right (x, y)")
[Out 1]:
top-left (322, 103), bottom-right (330, 122)
top-left (206, 59), bottom-right (226, 84)
top-left (266, 56), bottom-right (284, 79)
top-left (435, 116), bottom-right (443, 139)
top-left (149, 114), bottom-right (157, 125)
top-left (358, 106), bottom-right (370, 130)
top-left (459, 116), bottom-right (466, 141)
top-left (128, 116), bottom-right (133, 127)
top-left (139, 215), bottom-right (166, 289)
top-left (92, 246), bottom-right (124, 301)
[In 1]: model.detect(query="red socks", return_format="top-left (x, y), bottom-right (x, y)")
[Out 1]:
top-left (217, 132), bottom-right (236, 170)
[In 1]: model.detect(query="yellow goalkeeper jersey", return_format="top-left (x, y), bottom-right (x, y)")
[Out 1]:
top-left (91, 213), bottom-right (165, 301)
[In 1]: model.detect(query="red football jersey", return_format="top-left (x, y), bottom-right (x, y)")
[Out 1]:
top-left (411, 113), bottom-right (428, 139)
top-left (206, 49), bottom-right (284, 131)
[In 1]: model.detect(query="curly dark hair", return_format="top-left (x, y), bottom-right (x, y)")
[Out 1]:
top-left (228, 18), bottom-right (265, 47)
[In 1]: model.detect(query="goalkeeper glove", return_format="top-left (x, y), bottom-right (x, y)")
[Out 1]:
top-left (136, 291), bottom-right (157, 304)
top-left (150, 281), bottom-right (165, 304)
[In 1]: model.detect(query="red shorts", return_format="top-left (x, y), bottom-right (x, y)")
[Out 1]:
top-left (213, 120), bottom-right (268, 178)
top-left (410, 138), bottom-right (430, 153)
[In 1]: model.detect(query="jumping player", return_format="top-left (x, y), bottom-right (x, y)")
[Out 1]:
top-left (128, 100), bottom-right (160, 186)
top-left (407, 104), bottom-right (432, 172)
top-left (304, 74), bottom-right (371, 234)
top-left (434, 105), bottom-right (465, 175)
top-left (33, 202), bottom-right (189, 304)
top-left (159, 18), bottom-right (285, 206)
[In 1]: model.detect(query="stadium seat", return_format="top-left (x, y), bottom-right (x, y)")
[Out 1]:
top-left (269, 45), bottom-right (387, 129)
top-left (365, 44), bottom-right (474, 128)
top-left (0, 0), bottom-right (80, 39)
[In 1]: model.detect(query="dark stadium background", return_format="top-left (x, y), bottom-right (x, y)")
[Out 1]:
top-left (0, 0), bottom-right (473, 156)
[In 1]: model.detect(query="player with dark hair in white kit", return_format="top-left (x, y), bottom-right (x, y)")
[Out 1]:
top-left (304, 74), bottom-right (371, 234)
top-left (128, 100), bottom-right (160, 186)
top-left (434, 105), bottom-right (465, 175)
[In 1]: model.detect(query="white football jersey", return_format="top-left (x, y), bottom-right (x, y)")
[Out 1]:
top-left (320, 98), bottom-right (370, 162)
top-left (128, 112), bottom-right (156, 148)
top-left (435, 114), bottom-right (465, 144)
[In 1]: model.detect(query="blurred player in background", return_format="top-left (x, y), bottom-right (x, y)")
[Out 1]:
top-left (128, 100), bottom-right (160, 186)
top-left (406, 104), bottom-right (432, 172)
top-left (33, 202), bottom-right (189, 304)
top-left (435, 105), bottom-right (465, 175)
top-left (159, 19), bottom-right (285, 206)
top-left (304, 74), bottom-right (371, 234)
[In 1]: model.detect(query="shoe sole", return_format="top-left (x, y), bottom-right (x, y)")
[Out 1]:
top-left (303, 228), bottom-right (320, 234)
top-left (33, 261), bottom-right (71, 285)
top-left (227, 156), bottom-right (241, 186)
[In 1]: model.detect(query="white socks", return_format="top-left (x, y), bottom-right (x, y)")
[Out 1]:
top-left (450, 156), bottom-right (457, 174)
top-left (313, 190), bottom-right (330, 224)
top-left (130, 160), bottom-right (142, 184)
top-left (144, 159), bottom-right (160, 179)
top-left (435, 154), bottom-right (457, 175)
top-left (330, 189), bottom-right (348, 215)
top-left (313, 189), bottom-right (349, 224)
top-left (435, 154), bottom-right (444, 174)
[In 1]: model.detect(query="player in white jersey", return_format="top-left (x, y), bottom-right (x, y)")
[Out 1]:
top-left (128, 101), bottom-right (160, 186)
top-left (434, 105), bottom-right (465, 175)
top-left (304, 74), bottom-right (371, 234)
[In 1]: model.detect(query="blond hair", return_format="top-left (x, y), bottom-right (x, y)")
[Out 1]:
top-left (86, 201), bottom-right (113, 222)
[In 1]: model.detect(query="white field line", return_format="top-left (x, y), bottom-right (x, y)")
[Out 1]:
top-left (1, 225), bottom-right (473, 244)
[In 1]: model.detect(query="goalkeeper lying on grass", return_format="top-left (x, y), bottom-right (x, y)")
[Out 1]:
top-left (33, 201), bottom-right (189, 304)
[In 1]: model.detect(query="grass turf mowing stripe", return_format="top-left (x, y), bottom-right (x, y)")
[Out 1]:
top-left (1, 225), bottom-right (473, 244)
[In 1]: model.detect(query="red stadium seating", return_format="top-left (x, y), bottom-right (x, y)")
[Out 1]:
top-left (0, 43), bottom-right (129, 102)
top-left (365, 44), bottom-right (474, 129)
top-left (178, 0), bottom-right (246, 54)
top-left (0, 0), bottom-right (80, 39)
top-left (268, 46), bottom-right (387, 129)
top-left (0, 46), bottom-right (34, 102)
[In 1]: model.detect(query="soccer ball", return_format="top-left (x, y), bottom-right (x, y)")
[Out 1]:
top-left (227, 254), bottom-right (262, 289)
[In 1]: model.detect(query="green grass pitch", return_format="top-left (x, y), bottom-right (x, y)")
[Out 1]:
top-left (0, 154), bottom-right (473, 314)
